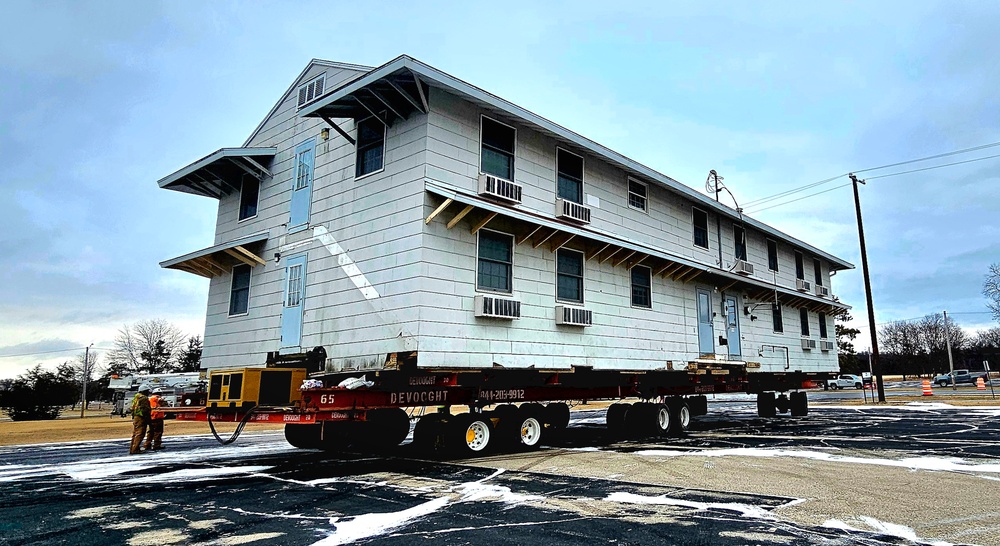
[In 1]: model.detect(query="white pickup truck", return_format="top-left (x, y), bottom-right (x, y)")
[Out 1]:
top-left (825, 374), bottom-right (863, 390)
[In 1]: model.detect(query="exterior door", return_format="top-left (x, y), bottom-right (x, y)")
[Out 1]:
top-left (696, 288), bottom-right (714, 356)
top-left (280, 256), bottom-right (307, 351)
top-left (289, 139), bottom-right (315, 231)
top-left (725, 295), bottom-right (741, 359)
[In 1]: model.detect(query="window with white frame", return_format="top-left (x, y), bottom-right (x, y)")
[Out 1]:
top-left (238, 177), bottom-right (259, 221)
top-left (481, 117), bottom-right (515, 181)
top-left (355, 117), bottom-right (385, 178)
top-left (693, 207), bottom-right (709, 249)
top-left (631, 266), bottom-right (652, 308)
top-left (734, 225), bottom-right (747, 261)
top-left (556, 148), bottom-right (584, 204)
top-left (628, 178), bottom-right (647, 212)
top-left (296, 75), bottom-right (326, 108)
top-left (556, 248), bottom-right (584, 304)
top-left (229, 264), bottom-right (251, 316)
top-left (286, 264), bottom-right (304, 307)
top-left (772, 302), bottom-right (783, 333)
top-left (477, 230), bottom-right (513, 293)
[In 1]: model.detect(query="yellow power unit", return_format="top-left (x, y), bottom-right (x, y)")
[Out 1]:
top-left (207, 367), bottom-right (307, 409)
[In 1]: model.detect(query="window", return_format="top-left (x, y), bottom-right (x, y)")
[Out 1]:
top-left (772, 303), bottom-right (783, 333)
top-left (628, 178), bottom-right (647, 212)
top-left (819, 312), bottom-right (828, 339)
top-left (794, 251), bottom-right (804, 280)
top-left (477, 230), bottom-right (513, 293)
top-left (733, 225), bottom-right (747, 261)
top-left (631, 266), bottom-right (652, 308)
top-left (693, 207), bottom-right (709, 249)
top-left (481, 117), bottom-right (515, 181)
top-left (295, 146), bottom-right (313, 191)
top-left (557, 148), bottom-right (584, 204)
top-left (286, 264), bottom-right (304, 307)
top-left (296, 75), bottom-right (326, 108)
top-left (238, 177), bottom-right (259, 221)
top-left (355, 117), bottom-right (385, 178)
top-left (767, 239), bottom-right (778, 272)
top-left (229, 264), bottom-right (251, 316)
top-left (556, 249), bottom-right (584, 304)
top-left (813, 258), bottom-right (823, 286)
top-left (800, 308), bottom-right (810, 336)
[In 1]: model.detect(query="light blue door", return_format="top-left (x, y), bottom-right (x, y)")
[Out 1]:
top-left (696, 288), bottom-right (714, 356)
top-left (280, 256), bottom-right (307, 351)
top-left (725, 295), bottom-right (741, 359)
top-left (289, 140), bottom-right (315, 231)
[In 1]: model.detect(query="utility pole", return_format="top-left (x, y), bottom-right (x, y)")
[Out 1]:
top-left (80, 343), bottom-right (93, 419)
top-left (944, 310), bottom-right (955, 390)
top-left (850, 174), bottom-right (885, 402)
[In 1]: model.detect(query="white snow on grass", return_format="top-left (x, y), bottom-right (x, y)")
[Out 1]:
top-left (605, 491), bottom-right (775, 519)
top-left (311, 468), bottom-right (544, 545)
top-left (824, 517), bottom-right (953, 546)
top-left (634, 447), bottom-right (1000, 475)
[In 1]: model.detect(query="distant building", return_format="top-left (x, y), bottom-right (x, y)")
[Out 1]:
top-left (158, 55), bottom-right (852, 374)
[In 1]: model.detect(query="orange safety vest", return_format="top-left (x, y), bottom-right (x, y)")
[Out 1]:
top-left (149, 394), bottom-right (165, 420)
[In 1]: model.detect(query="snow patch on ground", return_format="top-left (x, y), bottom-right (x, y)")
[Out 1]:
top-left (213, 532), bottom-right (286, 544)
top-left (634, 447), bottom-right (1000, 475)
top-left (126, 528), bottom-right (189, 545)
top-left (605, 491), bottom-right (775, 519)
top-left (824, 517), bottom-right (952, 546)
top-left (66, 504), bottom-right (123, 519)
top-left (187, 518), bottom-right (230, 530)
top-left (118, 466), bottom-right (273, 484)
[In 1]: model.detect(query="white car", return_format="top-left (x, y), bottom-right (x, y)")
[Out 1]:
top-left (825, 374), bottom-right (863, 390)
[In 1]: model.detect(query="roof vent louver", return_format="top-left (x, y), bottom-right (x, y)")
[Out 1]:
top-left (475, 295), bottom-right (521, 319)
top-left (478, 173), bottom-right (522, 204)
top-left (555, 305), bottom-right (592, 326)
top-left (556, 198), bottom-right (591, 224)
top-left (297, 75), bottom-right (326, 108)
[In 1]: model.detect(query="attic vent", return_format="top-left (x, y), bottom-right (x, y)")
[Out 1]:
top-left (297, 75), bottom-right (326, 108)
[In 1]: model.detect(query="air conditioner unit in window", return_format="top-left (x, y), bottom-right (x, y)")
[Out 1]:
top-left (815, 285), bottom-right (830, 298)
top-left (734, 260), bottom-right (754, 276)
top-left (555, 305), bottom-right (592, 326)
top-left (820, 340), bottom-right (835, 351)
top-left (474, 295), bottom-right (521, 319)
top-left (796, 279), bottom-right (812, 292)
top-left (801, 338), bottom-right (817, 350)
top-left (555, 198), bottom-right (591, 224)
top-left (477, 173), bottom-right (523, 204)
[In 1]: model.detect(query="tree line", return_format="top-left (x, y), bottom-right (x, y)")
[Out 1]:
top-left (0, 319), bottom-right (202, 421)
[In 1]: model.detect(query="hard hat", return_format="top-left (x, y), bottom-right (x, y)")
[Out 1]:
top-left (138, 384), bottom-right (152, 394)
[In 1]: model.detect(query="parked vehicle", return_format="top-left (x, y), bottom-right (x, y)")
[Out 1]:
top-left (825, 374), bottom-right (863, 390)
top-left (934, 370), bottom-right (989, 387)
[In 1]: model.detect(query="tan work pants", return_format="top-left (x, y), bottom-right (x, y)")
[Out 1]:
top-left (130, 416), bottom-right (148, 454)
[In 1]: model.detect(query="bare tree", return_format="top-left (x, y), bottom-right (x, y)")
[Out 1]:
top-left (109, 319), bottom-right (185, 374)
top-left (985, 263), bottom-right (1000, 323)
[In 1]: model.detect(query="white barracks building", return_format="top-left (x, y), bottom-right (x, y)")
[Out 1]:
top-left (158, 55), bottom-right (852, 375)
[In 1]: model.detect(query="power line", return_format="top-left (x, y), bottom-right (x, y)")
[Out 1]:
top-left (866, 152), bottom-right (1000, 180)
top-left (0, 346), bottom-right (114, 359)
top-left (741, 139), bottom-right (1000, 210)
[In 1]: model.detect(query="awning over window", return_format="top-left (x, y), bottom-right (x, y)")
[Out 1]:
top-left (160, 232), bottom-right (269, 278)
top-left (157, 147), bottom-right (277, 199)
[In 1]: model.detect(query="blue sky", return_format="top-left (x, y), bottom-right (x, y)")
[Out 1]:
top-left (2, 1), bottom-right (998, 378)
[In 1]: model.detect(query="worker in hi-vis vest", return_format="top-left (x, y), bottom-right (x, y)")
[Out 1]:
top-left (144, 391), bottom-right (165, 451)
top-left (129, 385), bottom-right (152, 455)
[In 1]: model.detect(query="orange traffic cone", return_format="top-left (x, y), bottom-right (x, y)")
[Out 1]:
top-left (922, 379), bottom-right (933, 396)
top-left (977, 377), bottom-right (986, 391)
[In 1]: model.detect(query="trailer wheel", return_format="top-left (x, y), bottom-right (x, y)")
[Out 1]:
top-left (652, 404), bottom-right (672, 436)
top-left (790, 391), bottom-right (808, 417)
top-left (687, 395), bottom-right (709, 417)
top-left (756, 392), bottom-right (776, 418)
top-left (625, 402), bottom-right (655, 438)
top-left (413, 414), bottom-right (446, 453)
top-left (450, 413), bottom-right (494, 455)
top-left (284, 423), bottom-right (322, 449)
top-left (606, 403), bottom-right (630, 437)
top-left (514, 407), bottom-right (544, 449)
top-left (357, 408), bottom-right (411, 448)
top-left (667, 399), bottom-right (691, 436)
top-left (318, 421), bottom-right (355, 451)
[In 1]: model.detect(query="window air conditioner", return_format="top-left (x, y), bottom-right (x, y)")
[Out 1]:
top-left (477, 173), bottom-right (523, 204)
top-left (734, 260), bottom-right (754, 276)
top-left (555, 198), bottom-right (591, 224)
top-left (801, 338), bottom-right (817, 350)
top-left (555, 305), bottom-right (592, 326)
top-left (796, 279), bottom-right (812, 292)
top-left (474, 295), bottom-right (521, 319)
top-left (820, 340), bottom-right (835, 351)
top-left (815, 285), bottom-right (830, 298)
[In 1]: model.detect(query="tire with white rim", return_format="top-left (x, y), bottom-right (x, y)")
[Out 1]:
top-left (513, 406), bottom-right (544, 450)
top-left (668, 399), bottom-right (691, 436)
top-left (652, 403), bottom-right (671, 436)
top-left (451, 413), bottom-right (493, 455)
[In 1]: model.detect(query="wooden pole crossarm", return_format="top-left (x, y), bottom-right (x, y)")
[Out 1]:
top-left (470, 212), bottom-right (498, 234)
top-left (425, 198), bottom-right (453, 224)
top-left (446, 204), bottom-right (475, 229)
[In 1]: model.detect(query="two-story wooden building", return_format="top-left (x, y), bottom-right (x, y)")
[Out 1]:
top-left (158, 55), bottom-right (852, 377)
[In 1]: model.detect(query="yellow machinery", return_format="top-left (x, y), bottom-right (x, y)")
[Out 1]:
top-left (207, 367), bottom-right (307, 409)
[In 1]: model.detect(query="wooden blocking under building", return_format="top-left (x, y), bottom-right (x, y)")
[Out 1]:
top-left (207, 367), bottom-right (307, 409)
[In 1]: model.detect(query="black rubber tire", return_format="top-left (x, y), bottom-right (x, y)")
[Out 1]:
top-left (412, 414), bottom-right (446, 453)
top-left (624, 402), bottom-right (655, 438)
top-left (667, 399), bottom-right (691, 436)
top-left (650, 403), bottom-right (671, 436)
top-left (284, 423), bottom-right (322, 449)
top-left (356, 408), bottom-right (411, 449)
top-left (318, 421), bottom-right (355, 451)
top-left (854, 383), bottom-right (862, 389)
top-left (790, 391), bottom-right (808, 417)
top-left (448, 413), bottom-right (494, 456)
top-left (938, 381), bottom-right (948, 387)
top-left (606, 403), bottom-right (630, 437)
top-left (506, 405), bottom-right (545, 450)
top-left (757, 392), bottom-right (776, 418)
top-left (544, 403), bottom-right (571, 429)
top-left (687, 395), bottom-right (709, 417)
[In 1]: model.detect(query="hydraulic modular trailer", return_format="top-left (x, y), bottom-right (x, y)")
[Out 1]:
top-left (171, 354), bottom-right (828, 455)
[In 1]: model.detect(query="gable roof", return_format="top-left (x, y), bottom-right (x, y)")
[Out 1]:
top-left (301, 55), bottom-right (853, 271)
